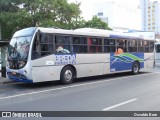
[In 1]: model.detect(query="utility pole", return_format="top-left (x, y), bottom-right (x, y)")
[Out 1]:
top-left (0, 24), bottom-right (2, 77)
top-left (0, 24), bottom-right (8, 77)
top-left (0, 24), bottom-right (1, 41)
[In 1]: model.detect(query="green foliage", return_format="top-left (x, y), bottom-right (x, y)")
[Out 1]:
top-left (0, 0), bottom-right (112, 40)
top-left (0, 0), bottom-right (81, 39)
top-left (85, 16), bottom-right (112, 30)
top-left (0, 0), bottom-right (20, 12)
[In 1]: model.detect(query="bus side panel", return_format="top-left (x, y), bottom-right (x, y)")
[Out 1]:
top-left (32, 66), bottom-right (62, 82)
top-left (31, 54), bottom-right (109, 82)
top-left (155, 53), bottom-right (160, 66)
top-left (110, 53), bottom-right (144, 72)
top-left (103, 54), bottom-right (111, 74)
top-left (31, 55), bottom-right (62, 82)
top-left (75, 54), bottom-right (108, 78)
top-left (144, 53), bottom-right (154, 68)
top-left (75, 63), bottom-right (104, 78)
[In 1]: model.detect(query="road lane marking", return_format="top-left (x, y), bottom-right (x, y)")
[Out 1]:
top-left (102, 98), bottom-right (138, 111)
top-left (0, 72), bottom-right (159, 100)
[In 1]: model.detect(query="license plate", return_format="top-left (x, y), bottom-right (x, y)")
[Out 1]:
top-left (12, 72), bottom-right (16, 75)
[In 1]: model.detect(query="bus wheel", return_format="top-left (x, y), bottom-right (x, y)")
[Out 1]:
top-left (60, 66), bottom-right (74, 84)
top-left (132, 62), bottom-right (140, 75)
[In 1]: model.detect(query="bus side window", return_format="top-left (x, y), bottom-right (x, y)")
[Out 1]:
top-left (32, 33), bottom-right (54, 59)
top-left (149, 41), bottom-right (154, 52)
top-left (104, 38), bottom-right (116, 53)
top-left (40, 34), bottom-right (54, 56)
top-left (32, 33), bottom-right (41, 59)
top-left (88, 38), bottom-right (102, 53)
top-left (55, 35), bottom-right (70, 54)
top-left (56, 46), bottom-right (70, 53)
top-left (138, 41), bottom-right (144, 52)
top-left (116, 39), bottom-right (127, 52)
top-left (72, 36), bottom-right (87, 53)
top-left (128, 40), bottom-right (137, 52)
top-left (143, 41), bottom-right (149, 52)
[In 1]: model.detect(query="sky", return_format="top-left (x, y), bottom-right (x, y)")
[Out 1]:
top-left (68, 0), bottom-right (141, 30)
top-left (68, 0), bottom-right (140, 20)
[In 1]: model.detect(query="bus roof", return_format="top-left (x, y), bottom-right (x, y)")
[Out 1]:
top-left (38, 27), bottom-right (110, 37)
top-left (15, 27), bottom-right (155, 41)
top-left (13, 27), bottom-right (37, 37)
top-left (155, 42), bottom-right (160, 45)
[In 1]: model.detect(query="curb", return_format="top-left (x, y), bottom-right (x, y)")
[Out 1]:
top-left (0, 78), bottom-right (16, 85)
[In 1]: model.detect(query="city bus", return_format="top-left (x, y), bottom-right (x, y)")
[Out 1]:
top-left (6, 27), bottom-right (155, 84)
top-left (155, 42), bottom-right (160, 66)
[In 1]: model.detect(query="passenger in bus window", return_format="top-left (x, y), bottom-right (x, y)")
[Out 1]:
top-left (56, 46), bottom-right (70, 54)
top-left (115, 48), bottom-right (124, 55)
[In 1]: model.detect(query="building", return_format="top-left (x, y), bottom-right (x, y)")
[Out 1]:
top-left (94, 0), bottom-right (141, 31)
top-left (141, 0), bottom-right (160, 33)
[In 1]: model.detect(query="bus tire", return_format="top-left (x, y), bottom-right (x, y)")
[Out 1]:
top-left (132, 61), bottom-right (140, 75)
top-left (60, 66), bottom-right (74, 84)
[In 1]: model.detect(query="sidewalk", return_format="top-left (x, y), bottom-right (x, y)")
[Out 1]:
top-left (142, 66), bottom-right (160, 72)
top-left (0, 77), bottom-right (14, 84)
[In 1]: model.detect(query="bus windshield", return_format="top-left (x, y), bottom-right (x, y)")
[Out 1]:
top-left (8, 36), bottom-right (32, 60)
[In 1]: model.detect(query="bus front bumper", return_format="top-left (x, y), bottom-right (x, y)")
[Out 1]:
top-left (7, 72), bottom-right (33, 83)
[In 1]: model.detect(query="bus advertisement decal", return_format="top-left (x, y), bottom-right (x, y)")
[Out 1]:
top-left (54, 54), bottom-right (76, 65)
top-left (110, 49), bottom-right (144, 72)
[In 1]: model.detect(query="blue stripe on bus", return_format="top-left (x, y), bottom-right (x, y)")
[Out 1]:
top-left (8, 77), bottom-right (33, 83)
top-left (110, 53), bottom-right (144, 72)
top-left (110, 35), bottom-right (143, 40)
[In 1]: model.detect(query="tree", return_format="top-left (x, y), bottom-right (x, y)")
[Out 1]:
top-left (85, 16), bottom-right (112, 30)
top-left (0, 0), bottom-right (112, 40)
top-left (0, 0), bottom-right (81, 40)
top-left (0, 0), bottom-right (32, 39)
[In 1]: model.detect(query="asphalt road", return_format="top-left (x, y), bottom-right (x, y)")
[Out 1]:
top-left (0, 68), bottom-right (160, 120)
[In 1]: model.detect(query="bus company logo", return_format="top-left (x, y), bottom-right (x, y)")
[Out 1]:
top-left (55, 54), bottom-right (76, 65)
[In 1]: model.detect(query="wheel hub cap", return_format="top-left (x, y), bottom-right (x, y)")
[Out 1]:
top-left (64, 70), bottom-right (72, 81)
